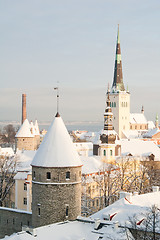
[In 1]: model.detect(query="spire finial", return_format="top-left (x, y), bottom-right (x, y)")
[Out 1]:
top-left (54, 82), bottom-right (60, 117)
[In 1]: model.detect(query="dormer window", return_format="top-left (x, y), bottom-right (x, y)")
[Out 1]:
top-left (66, 171), bottom-right (70, 180)
top-left (47, 172), bottom-right (51, 180)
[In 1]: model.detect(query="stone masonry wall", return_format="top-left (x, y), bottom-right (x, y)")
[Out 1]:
top-left (32, 166), bottom-right (82, 228)
top-left (0, 208), bottom-right (32, 239)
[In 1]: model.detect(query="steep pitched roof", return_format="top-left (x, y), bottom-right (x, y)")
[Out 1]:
top-left (112, 25), bottom-right (125, 91)
top-left (130, 113), bottom-right (147, 124)
top-left (31, 114), bottom-right (82, 168)
top-left (15, 119), bottom-right (34, 138)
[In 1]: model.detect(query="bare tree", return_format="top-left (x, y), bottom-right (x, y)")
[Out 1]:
top-left (3, 124), bottom-right (16, 144)
top-left (0, 155), bottom-right (16, 206)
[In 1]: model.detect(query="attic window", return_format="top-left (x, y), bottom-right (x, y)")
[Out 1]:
top-left (66, 171), bottom-right (70, 180)
top-left (47, 172), bottom-right (51, 180)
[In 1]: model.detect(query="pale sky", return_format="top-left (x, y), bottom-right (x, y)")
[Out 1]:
top-left (0, 0), bottom-right (160, 123)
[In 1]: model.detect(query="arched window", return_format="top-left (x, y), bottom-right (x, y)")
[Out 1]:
top-left (104, 150), bottom-right (106, 156)
top-left (66, 171), bottom-right (70, 179)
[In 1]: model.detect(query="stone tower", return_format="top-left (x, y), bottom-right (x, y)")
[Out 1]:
top-left (109, 25), bottom-right (130, 138)
top-left (31, 112), bottom-right (82, 228)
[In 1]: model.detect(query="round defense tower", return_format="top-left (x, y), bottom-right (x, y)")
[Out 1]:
top-left (31, 113), bottom-right (82, 228)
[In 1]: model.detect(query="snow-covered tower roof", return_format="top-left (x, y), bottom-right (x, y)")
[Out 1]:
top-left (30, 121), bottom-right (36, 136)
top-left (31, 113), bottom-right (82, 168)
top-left (16, 119), bottom-right (34, 138)
top-left (34, 119), bottom-right (40, 135)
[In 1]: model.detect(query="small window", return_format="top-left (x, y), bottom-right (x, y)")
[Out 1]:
top-left (126, 102), bottom-right (127, 107)
top-left (114, 102), bottom-right (116, 107)
top-left (96, 199), bottom-right (99, 207)
top-left (38, 207), bottom-right (40, 216)
top-left (24, 183), bottom-right (27, 191)
top-left (27, 221), bottom-right (29, 226)
top-left (47, 172), bottom-right (51, 180)
top-left (33, 171), bottom-right (36, 179)
top-left (104, 150), bottom-right (106, 156)
top-left (66, 171), bottom-right (70, 179)
top-left (112, 102), bottom-right (114, 107)
top-left (79, 171), bottom-right (81, 177)
top-left (24, 198), bottom-right (27, 205)
top-left (110, 150), bottom-right (113, 156)
top-left (66, 206), bottom-right (69, 217)
top-left (13, 218), bottom-right (15, 225)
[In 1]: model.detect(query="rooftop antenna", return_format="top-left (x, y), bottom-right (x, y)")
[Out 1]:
top-left (54, 82), bottom-right (59, 114)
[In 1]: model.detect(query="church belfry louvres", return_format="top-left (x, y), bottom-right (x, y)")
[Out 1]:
top-left (110, 25), bottom-right (130, 138)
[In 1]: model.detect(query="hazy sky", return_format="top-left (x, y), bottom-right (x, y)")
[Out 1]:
top-left (0, 0), bottom-right (160, 123)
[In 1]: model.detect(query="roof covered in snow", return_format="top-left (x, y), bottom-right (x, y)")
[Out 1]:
top-left (143, 128), bottom-right (160, 138)
top-left (130, 113), bottom-right (147, 124)
top-left (93, 129), bottom-right (118, 144)
top-left (15, 150), bottom-right (36, 172)
top-left (15, 119), bottom-right (34, 138)
top-left (34, 120), bottom-right (40, 135)
top-left (116, 139), bottom-right (160, 160)
top-left (91, 191), bottom-right (160, 233)
top-left (0, 147), bottom-right (14, 156)
top-left (2, 217), bottom-right (133, 240)
top-left (148, 121), bottom-right (155, 130)
top-left (31, 115), bottom-right (82, 168)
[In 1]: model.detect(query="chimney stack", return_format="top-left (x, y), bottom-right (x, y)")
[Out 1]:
top-left (22, 93), bottom-right (27, 124)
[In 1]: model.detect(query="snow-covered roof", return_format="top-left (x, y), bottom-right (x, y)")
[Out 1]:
top-left (32, 115), bottom-right (82, 168)
top-left (93, 129), bottom-right (118, 144)
top-left (143, 128), bottom-right (160, 138)
top-left (30, 121), bottom-right (36, 136)
top-left (81, 156), bottom-right (102, 174)
top-left (122, 130), bottom-right (146, 139)
top-left (130, 113), bottom-right (147, 124)
top-left (2, 218), bottom-right (133, 240)
top-left (0, 147), bottom-right (14, 156)
top-left (15, 119), bottom-right (34, 138)
top-left (91, 191), bottom-right (160, 232)
top-left (116, 139), bottom-right (160, 160)
top-left (34, 119), bottom-right (40, 135)
top-left (15, 150), bottom-right (36, 172)
top-left (148, 121), bottom-right (155, 130)
top-left (14, 171), bottom-right (31, 180)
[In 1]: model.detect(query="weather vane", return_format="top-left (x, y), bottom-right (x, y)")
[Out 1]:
top-left (54, 82), bottom-right (59, 113)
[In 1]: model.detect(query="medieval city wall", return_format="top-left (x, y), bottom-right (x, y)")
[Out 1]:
top-left (0, 207), bottom-right (32, 239)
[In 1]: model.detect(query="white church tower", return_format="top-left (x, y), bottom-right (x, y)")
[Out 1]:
top-left (109, 25), bottom-right (130, 138)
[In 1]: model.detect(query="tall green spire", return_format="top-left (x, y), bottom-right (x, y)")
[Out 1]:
top-left (112, 25), bottom-right (125, 91)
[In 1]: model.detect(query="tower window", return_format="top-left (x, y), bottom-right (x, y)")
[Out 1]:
top-left (24, 183), bottom-right (27, 191)
top-left (33, 171), bottom-right (35, 179)
top-left (66, 171), bottom-right (70, 180)
top-left (38, 207), bottom-right (41, 216)
top-left (46, 172), bottom-right (51, 180)
top-left (104, 150), bottom-right (106, 156)
top-left (66, 206), bottom-right (69, 217)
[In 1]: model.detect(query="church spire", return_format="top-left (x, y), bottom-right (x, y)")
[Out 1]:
top-left (112, 25), bottom-right (125, 91)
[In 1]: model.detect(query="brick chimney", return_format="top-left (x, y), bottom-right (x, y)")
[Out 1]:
top-left (22, 93), bottom-right (27, 124)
